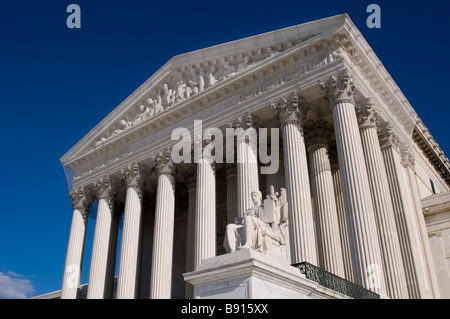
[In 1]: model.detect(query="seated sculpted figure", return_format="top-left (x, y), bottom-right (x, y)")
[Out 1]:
top-left (224, 187), bottom-right (288, 256)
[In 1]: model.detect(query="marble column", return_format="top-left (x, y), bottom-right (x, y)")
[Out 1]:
top-left (401, 147), bottom-right (441, 299)
top-left (87, 175), bottom-right (118, 299)
top-left (305, 120), bottom-right (345, 278)
top-left (116, 163), bottom-right (146, 299)
top-left (225, 164), bottom-right (238, 225)
top-left (61, 186), bottom-right (93, 299)
top-left (194, 141), bottom-right (216, 269)
top-left (379, 124), bottom-right (420, 298)
top-left (228, 112), bottom-right (260, 217)
top-left (272, 92), bottom-right (317, 266)
top-left (329, 141), bottom-right (354, 282)
top-left (321, 70), bottom-right (386, 295)
top-left (357, 100), bottom-right (408, 298)
top-left (150, 148), bottom-right (177, 299)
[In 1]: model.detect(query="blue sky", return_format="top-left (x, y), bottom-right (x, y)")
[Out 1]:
top-left (0, 0), bottom-right (449, 298)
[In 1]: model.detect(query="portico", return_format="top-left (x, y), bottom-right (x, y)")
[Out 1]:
top-left (59, 14), bottom-right (450, 299)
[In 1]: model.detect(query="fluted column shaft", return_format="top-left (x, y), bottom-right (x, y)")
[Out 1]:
top-left (225, 165), bottom-right (238, 225)
top-left (330, 157), bottom-right (354, 281)
top-left (404, 158), bottom-right (441, 299)
top-left (397, 145), bottom-right (440, 298)
top-left (194, 152), bottom-right (216, 269)
top-left (358, 103), bottom-right (408, 298)
top-left (237, 137), bottom-right (259, 216)
top-left (150, 174), bottom-right (175, 298)
top-left (229, 112), bottom-right (260, 217)
top-left (150, 150), bottom-right (176, 299)
top-left (116, 163), bottom-right (145, 299)
top-left (407, 171), bottom-right (440, 298)
top-left (61, 187), bottom-right (92, 299)
top-left (87, 176), bottom-right (118, 299)
top-left (321, 72), bottom-right (386, 295)
top-left (305, 121), bottom-right (345, 277)
top-left (379, 126), bottom-right (420, 298)
top-left (273, 93), bottom-right (317, 265)
top-left (382, 138), bottom-right (440, 299)
top-left (87, 198), bottom-right (113, 298)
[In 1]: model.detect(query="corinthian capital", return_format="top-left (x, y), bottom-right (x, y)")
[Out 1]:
top-left (69, 186), bottom-right (94, 217)
top-left (320, 69), bottom-right (356, 106)
top-left (152, 147), bottom-right (177, 176)
top-left (378, 122), bottom-right (400, 151)
top-left (121, 162), bottom-right (147, 189)
top-left (94, 175), bottom-right (118, 210)
top-left (356, 99), bottom-right (379, 130)
top-left (272, 91), bottom-right (309, 127)
top-left (227, 111), bottom-right (260, 130)
top-left (401, 145), bottom-right (415, 169)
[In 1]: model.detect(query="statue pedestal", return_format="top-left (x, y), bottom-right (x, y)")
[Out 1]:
top-left (183, 249), bottom-right (349, 299)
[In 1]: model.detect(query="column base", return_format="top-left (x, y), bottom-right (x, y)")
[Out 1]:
top-left (183, 248), bottom-right (350, 299)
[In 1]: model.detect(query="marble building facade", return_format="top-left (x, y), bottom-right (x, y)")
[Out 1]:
top-left (57, 14), bottom-right (450, 299)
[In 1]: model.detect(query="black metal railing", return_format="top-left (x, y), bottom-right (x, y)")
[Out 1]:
top-left (292, 262), bottom-right (380, 299)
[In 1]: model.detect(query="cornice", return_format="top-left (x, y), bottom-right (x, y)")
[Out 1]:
top-left (413, 124), bottom-right (450, 186)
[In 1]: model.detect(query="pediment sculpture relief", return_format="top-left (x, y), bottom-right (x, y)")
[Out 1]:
top-left (94, 45), bottom-right (343, 147)
top-left (224, 186), bottom-right (289, 262)
top-left (93, 50), bottom-right (286, 147)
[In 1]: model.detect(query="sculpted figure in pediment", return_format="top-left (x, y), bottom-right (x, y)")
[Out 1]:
top-left (176, 80), bottom-right (187, 102)
top-left (135, 99), bottom-right (155, 123)
top-left (206, 70), bottom-right (217, 88)
top-left (175, 70), bottom-right (189, 102)
top-left (146, 98), bottom-right (156, 117)
top-left (153, 95), bottom-right (164, 114)
top-left (95, 136), bottom-right (106, 146)
top-left (161, 83), bottom-right (175, 108)
top-left (206, 64), bottom-right (218, 88)
top-left (94, 48), bottom-right (291, 144)
top-left (113, 119), bottom-right (131, 135)
top-left (188, 68), bottom-right (205, 95)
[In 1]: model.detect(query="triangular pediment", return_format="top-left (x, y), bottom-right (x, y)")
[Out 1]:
top-left (61, 14), bottom-right (349, 169)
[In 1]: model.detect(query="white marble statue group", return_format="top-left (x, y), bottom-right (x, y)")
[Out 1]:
top-left (224, 186), bottom-right (289, 261)
top-left (95, 55), bottom-right (259, 146)
top-left (93, 45), bottom-right (344, 148)
top-left (135, 56), bottom-right (255, 120)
